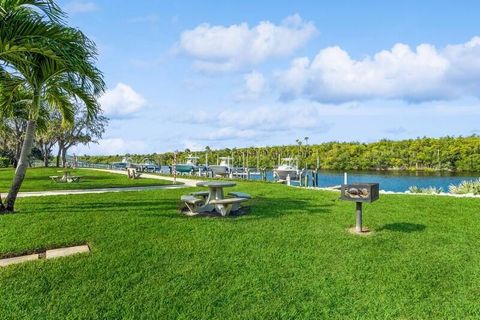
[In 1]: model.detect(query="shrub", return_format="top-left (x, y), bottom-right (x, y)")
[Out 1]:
top-left (449, 179), bottom-right (480, 195)
top-left (0, 157), bottom-right (10, 168)
top-left (408, 186), bottom-right (443, 194)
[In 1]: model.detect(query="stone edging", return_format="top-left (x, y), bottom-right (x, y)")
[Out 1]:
top-left (0, 245), bottom-right (90, 267)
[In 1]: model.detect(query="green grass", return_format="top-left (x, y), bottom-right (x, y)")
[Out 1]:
top-left (0, 167), bottom-right (172, 192)
top-left (1, 181), bottom-right (480, 319)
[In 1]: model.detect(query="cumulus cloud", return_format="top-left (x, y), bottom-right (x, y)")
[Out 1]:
top-left (64, 1), bottom-right (98, 14)
top-left (201, 127), bottom-right (258, 141)
top-left (277, 37), bottom-right (480, 103)
top-left (178, 14), bottom-right (317, 72)
top-left (182, 140), bottom-right (205, 152)
top-left (236, 71), bottom-right (267, 100)
top-left (99, 83), bottom-right (146, 117)
top-left (182, 103), bottom-right (332, 138)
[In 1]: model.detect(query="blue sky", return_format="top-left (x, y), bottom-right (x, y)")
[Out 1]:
top-left (61, 0), bottom-right (480, 155)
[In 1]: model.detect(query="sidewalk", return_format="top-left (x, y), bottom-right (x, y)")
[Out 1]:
top-left (87, 168), bottom-right (203, 187)
top-left (17, 184), bottom-right (186, 198)
top-left (15, 168), bottom-right (196, 198)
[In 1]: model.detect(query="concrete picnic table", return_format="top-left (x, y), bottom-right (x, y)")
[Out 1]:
top-left (58, 170), bottom-right (71, 179)
top-left (195, 181), bottom-right (236, 213)
top-left (50, 170), bottom-right (80, 183)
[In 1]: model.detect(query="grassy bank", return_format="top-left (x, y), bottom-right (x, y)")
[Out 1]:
top-left (1, 181), bottom-right (480, 318)
top-left (0, 168), bottom-right (172, 192)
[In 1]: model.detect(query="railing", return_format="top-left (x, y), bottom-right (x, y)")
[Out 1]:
top-left (75, 161), bottom-right (112, 170)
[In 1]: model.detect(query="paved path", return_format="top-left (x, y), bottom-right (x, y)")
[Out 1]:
top-left (86, 168), bottom-right (203, 187)
top-left (16, 168), bottom-right (200, 198)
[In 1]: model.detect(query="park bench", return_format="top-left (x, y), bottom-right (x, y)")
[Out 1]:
top-left (180, 195), bottom-right (204, 215)
top-left (209, 197), bottom-right (249, 216)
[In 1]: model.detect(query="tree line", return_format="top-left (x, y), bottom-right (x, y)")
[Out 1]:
top-left (0, 0), bottom-right (105, 213)
top-left (1, 104), bottom-right (107, 168)
top-left (81, 136), bottom-right (480, 172)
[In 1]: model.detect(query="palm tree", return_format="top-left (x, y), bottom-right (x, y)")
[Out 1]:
top-left (0, 1), bottom-right (67, 64)
top-left (0, 1), bottom-right (104, 212)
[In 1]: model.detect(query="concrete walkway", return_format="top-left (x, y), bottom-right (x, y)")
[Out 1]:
top-left (17, 184), bottom-right (186, 198)
top-left (15, 168), bottom-right (200, 198)
top-left (85, 168), bottom-right (203, 187)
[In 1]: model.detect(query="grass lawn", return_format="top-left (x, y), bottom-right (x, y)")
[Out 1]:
top-left (0, 167), bottom-right (173, 192)
top-left (1, 181), bottom-right (480, 319)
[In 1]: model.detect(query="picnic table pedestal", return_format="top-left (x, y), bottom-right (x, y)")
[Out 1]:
top-left (58, 170), bottom-right (70, 181)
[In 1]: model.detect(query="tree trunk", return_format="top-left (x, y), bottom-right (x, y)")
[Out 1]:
top-left (56, 144), bottom-right (62, 167)
top-left (61, 147), bottom-right (67, 167)
top-left (4, 120), bottom-right (37, 212)
top-left (44, 149), bottom-right (49, 167)
top-left (13, 143), bottom-right (22, 168)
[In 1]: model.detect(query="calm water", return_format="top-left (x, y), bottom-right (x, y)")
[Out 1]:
top-left (251, 170), bottom-right (480, 192)
top-left (159, 166), bottom-right (479, 192)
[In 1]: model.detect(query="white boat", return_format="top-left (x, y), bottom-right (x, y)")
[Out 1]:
top-left (273, 158), bottom-right (301, 180)
top-left (209, 157), bottom-right (233, 177)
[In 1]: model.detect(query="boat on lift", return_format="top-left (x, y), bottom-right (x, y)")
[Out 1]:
top-left (175, 155), bottom-right (200, 173)
top-left (273, 158), bottom-right (301, 180)
top-left (208, 157), bottom-right (233, 177)
top-left (139, 158), bottom-right (160, 172)
top-left (112, 156), bottom-right (132, 170)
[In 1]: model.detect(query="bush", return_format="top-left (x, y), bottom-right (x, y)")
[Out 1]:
top-left (408, 186), bottom-right (443, 194)
top-left (0, 156), bottom-right (10, 168)
top-left (449, 179), bottom-right (480, 195)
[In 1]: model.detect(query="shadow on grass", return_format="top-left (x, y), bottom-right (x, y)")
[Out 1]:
top-left (139, 196), bottom-right (334, 220)
top-left (379, 222), bottom-right (426, 233)
top-left (19, 192), bottom-right (335, 220)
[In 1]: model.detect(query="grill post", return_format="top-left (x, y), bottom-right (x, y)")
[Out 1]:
top-left (356, 202), bottom-right (362, 233)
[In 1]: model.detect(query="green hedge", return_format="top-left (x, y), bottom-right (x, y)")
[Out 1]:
top-left (0, 157), bottom-right (10, 168)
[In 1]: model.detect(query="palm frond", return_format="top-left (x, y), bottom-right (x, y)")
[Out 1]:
top-left (0, 0), bottom-right (65, 23)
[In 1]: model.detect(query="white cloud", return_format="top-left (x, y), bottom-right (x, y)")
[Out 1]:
top-left (277, 36), bottom-right (480, 103)
top-left (182, 102), bottom-right (332, 136)
top-left (236, 71), bottom-right (267, 100)
top-left (178, 14), bottom-right (317, 72)
top-left (182, 140), bottom-right (205, 152)
top-left (64, 1), bottom-right (98, 14)
top-left (201, 127), bottom-right (258, 141)
top-left (71, 138), bottom-right (147, 156)
top-left (99, 83), bottom-right (147, 117)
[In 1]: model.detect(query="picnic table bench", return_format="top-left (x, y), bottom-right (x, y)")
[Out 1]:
top-left (209, 197), bottom-right (249, 216)
top-left (189, 191), bottom-right (210, 200)
top-left (49, 175), bottom-right (61, 182)
top-left (181, 195), bottom-right (205, 215)
top-left (228, 191), bottom-right (251, 199)
top-left (67, 176), bottom-right (81, 183)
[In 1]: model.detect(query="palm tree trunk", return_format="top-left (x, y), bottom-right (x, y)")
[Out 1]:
top-left (4, 120), bottom-right (37, 212)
